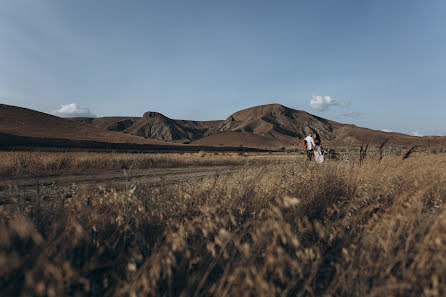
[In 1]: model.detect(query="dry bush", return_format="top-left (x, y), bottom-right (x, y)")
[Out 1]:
top-left (1, 154), bottom-right (446, 296)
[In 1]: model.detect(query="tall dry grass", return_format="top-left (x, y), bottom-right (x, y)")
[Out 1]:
top-left (0, 151), bottom-right (296, 177)
top-left (1, 153), bottom-right (445, 296)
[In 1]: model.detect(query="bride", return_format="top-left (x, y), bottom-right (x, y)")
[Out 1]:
top-left (314, 133), bottom-right (324, 163)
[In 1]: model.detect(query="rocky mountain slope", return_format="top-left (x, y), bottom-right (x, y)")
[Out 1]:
top-left (0, 104), bottom-right (168, 148)
top-left (15, 103), bottom-right (443, 149)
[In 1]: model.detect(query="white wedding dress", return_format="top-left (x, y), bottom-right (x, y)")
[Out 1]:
top-left (314, 145), bottom-right (324, 163)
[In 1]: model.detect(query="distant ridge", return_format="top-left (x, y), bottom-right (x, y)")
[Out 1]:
top-left (217, 104), bottom-right (335, 140)
top-left (76, 103), bottom-right (441, 149)
top-left (0, 104), bottom-right (266, 152)
top-left (2, 103), bottom-right (444, 150)
top-left (123, 112), bottom-right (221, 142)
top-left (0, 104), bottom-right (167, 147)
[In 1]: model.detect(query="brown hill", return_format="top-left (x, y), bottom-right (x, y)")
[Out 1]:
top-left (329, 123), bottom-right (421, 147)
top-left (117, 112), bottom-right (222, 143)
top-left (74, 103), bottom-right (446, 149)
top-left (217, 104), bottom-right (335, 141)
top-left (0, 104), bottom-right (167, 146)
top-left (80, 104), bottom-right (336, 147)
top-left (185, 104), bottom-right (337, 149)
top-left (13, 103), bottom-right (444, 150)
top-left (0, 104), bottom-right (268, 152)
top-left (71, 112), bottom-right (222, 143)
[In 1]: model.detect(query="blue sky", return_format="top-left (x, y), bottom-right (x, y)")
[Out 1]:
top-left (1, 0), bottom-right (445, 136)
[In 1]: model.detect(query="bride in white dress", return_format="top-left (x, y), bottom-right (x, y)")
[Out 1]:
top-left (314, 133), bottom-right (324, 163)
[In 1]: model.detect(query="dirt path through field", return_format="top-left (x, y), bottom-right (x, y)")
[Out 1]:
top-left (0, 165), bottom-right (253, 201)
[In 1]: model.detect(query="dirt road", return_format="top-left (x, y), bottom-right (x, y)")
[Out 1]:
top-left (0, 165), bottom-right (252, 201)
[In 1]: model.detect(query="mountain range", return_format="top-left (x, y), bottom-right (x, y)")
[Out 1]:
top-left (72, 104), bottom-right (442, 149)
top-left (1, 103), bottom-right (444, 151)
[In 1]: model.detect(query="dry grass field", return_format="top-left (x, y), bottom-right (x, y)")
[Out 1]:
top-left (1, 151), bottom-right (445, 297)
top-left (0, 151), bottom-right (295, 178)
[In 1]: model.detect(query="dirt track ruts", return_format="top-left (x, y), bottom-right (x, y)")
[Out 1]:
top-left (0, 165), bottom-right (254, 201)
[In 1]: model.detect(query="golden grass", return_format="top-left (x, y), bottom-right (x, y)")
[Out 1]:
top-left (0, 151), bottom-right (297, 177)
top-left (1, 153), bottom-right (445, 296)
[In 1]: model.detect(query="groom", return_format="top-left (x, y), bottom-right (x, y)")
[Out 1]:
top-left (304, 133), bottom-right (316, 161)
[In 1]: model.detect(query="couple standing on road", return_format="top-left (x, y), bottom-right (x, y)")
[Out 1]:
top-left (302, 132), bottom-right (324, 163)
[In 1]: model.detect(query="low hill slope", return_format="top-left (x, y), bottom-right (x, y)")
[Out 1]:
top-left (82, 103), bottom-right (445, 149)
top-left (122, 112), bottom-right (222, 143)
top-left (218, 104), bottom-right (335, 141)
top-left (209, 104), bottom-right (446, 148)
top-left (0, 104), bottom-right (166, 145)
top-left (9, 103), bottom-right (444, 150)
top-left (115, 104), bottom-right (337, 146)
top-left (328, 122), bottom-right (445, 148)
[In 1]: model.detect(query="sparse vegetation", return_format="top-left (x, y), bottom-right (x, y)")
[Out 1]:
top-left (1, 152), bottom-right (446, 296)
top-left (327, 148), bottom-right (339, 160)
top-left (0, 152), bottom-right (297, 178)
top-left (378, 138), bottom-right (389, 162)
top-left (403, 146), bottom-right (417, 160)
top-left (359, 143), bottom-right (369, 166)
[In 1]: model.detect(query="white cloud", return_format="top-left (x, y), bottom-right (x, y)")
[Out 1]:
top-left (381, 129), bottom-right (393, 133)
top-left (52, 103), bottom-right (96, 117)
top-left (309, 95), bottom-right (349, 111)
top-left (413, 131), bottom-right (423, 137)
